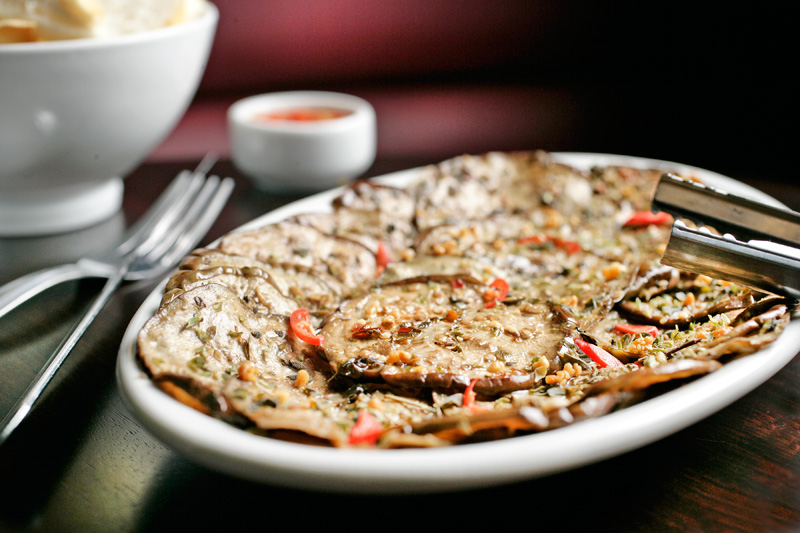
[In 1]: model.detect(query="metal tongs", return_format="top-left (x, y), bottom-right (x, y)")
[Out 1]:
top-left (653, 173), bottom-right (800, 299)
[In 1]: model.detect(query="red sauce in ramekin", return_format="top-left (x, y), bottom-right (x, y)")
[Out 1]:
top-left (253, 107), bottom-right (353, 122)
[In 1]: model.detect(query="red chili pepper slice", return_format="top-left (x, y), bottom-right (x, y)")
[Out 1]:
top-left (289, 308), bottom-right (324, 346)
top-left (623, 210), bottom-right (673, 227)
top-left (574, 337), bottom-right (623, 368)
top-left (348, 410), bottom-right (382, 446)
top-left (551, 237), bottom-right (581, 256)
top-left (450, 278), bottom-right (465, 289)
top-left (518, 234), bottom-right (581, 255)
top-left (613, 323), bottom-right (660, 337)
top-left (517, 234), bottom-right (549, 245)
top-left (491, 278), bottom-right (510, 296)
top-left (375, 241), bottom-right (393, 276)
top-left (351, 323), bottom-right (383, 340)
top-left (484, 278), bottom-right (510, 308)
top-left (463, 378), bottom-right (478, 409)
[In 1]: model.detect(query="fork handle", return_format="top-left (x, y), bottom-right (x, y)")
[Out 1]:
top-left (0, 263), bottom-right (94, 320)
top-left (0, 269), bottom-right (126, 445)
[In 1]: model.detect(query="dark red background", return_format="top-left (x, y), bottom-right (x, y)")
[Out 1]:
top-left (152, 1), bottom-right (792, 182)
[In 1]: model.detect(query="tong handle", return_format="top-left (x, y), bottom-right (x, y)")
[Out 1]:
top-left (653, 173), bottom-right (800, 248)
top-left (663, 223), bottom-right (800, 299)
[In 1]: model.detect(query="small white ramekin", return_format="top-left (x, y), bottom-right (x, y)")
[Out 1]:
top-left (228, 91), bottom-right (377, 194)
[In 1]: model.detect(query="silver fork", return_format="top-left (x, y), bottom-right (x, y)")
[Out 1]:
top-left (0, 155), bottom-right (219, 320)
top-left (0, 163), bottom-right (234, 445)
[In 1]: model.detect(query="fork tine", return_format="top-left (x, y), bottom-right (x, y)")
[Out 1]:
top-left (113, 170), bottom-right (192, 255)
top-left (115, 154), bottom-right (218, 257)
top-left (125, 174), bottom-right (207, 258)
top-left (134, 175), bottom-right (221, 260)
top-left (133, 175), bottom-right (234, 276)
top-left (162, 176), bottom-right (235, 264)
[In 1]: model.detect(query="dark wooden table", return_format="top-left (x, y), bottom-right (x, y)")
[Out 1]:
top-left (1, 158), bottom-right (798, 533)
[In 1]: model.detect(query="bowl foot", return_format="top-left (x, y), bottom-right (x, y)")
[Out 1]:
top-left (0, 178), bottom-right (124, 237)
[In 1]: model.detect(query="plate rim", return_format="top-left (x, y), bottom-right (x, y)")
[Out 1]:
top-left (116, 151), bottom-right (799, 493)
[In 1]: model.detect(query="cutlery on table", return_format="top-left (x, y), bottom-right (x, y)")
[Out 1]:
top-left (0, 158), bottom-right (234, 445)
top-left (0, 155), bottom-right (219, 319)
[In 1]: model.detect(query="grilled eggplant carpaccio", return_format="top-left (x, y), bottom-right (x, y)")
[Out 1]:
top-left (136, 150), bottom-right (796, 448)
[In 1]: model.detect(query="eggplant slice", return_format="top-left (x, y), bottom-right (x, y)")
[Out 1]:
top-left (138, 284), bottom-right (296, 411)
top-left (319, 275), bottom-right (577, 395)
top-left (219, 220), bottom-right (378, 293)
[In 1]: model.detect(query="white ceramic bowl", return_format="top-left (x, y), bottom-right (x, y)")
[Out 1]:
top-left (228, 91), bottom-right (377, 194)
top-left (0, 4), bottom-right (218, 236)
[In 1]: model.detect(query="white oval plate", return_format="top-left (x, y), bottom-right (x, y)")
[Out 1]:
top-left (116, 153), bottom-right (799, 494)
